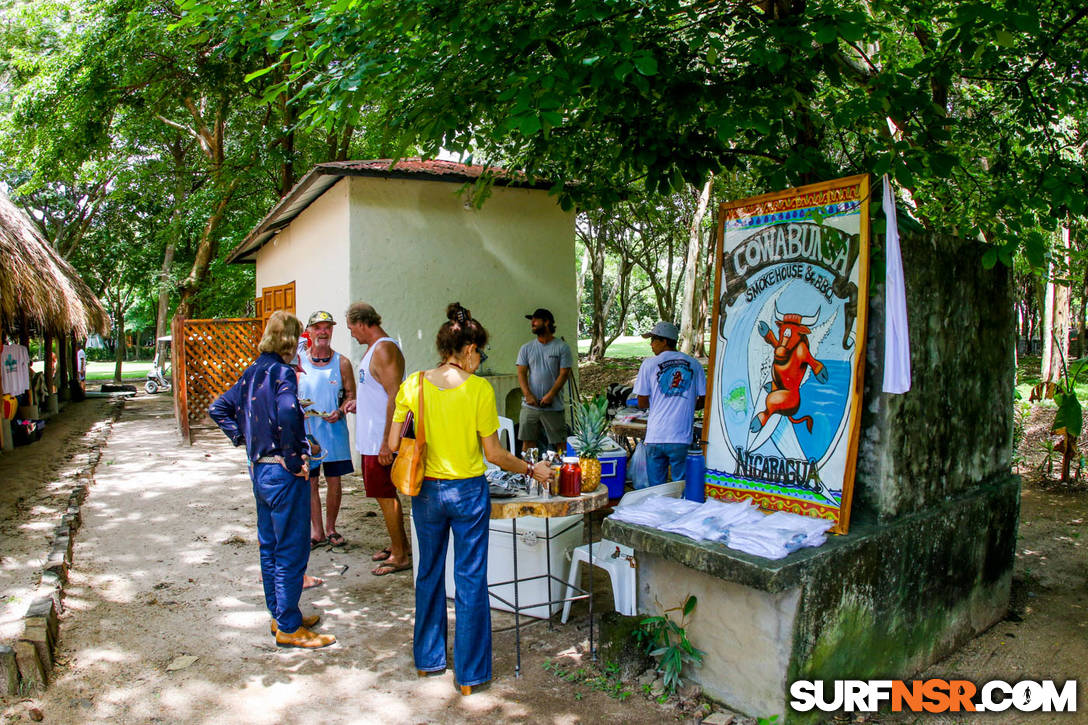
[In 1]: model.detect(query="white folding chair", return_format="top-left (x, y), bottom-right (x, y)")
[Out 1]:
top-left (561, 481), bottom-right (684, 622)
top-left (486, 415), bottom-right (517, 471)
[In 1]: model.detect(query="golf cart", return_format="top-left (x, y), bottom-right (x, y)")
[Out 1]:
top-left (145, 335), bottom-right (173, 394)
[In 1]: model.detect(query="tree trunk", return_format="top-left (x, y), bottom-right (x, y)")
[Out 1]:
top-left (603, 258), bottom-right (637, 350)
top-left (114, 299), bottom-right (125, 383)
top-left (57, 329), bottom-right (69, 401)
top-left (680, 176), bottom-right (714, 354)
top-left (693, 221), bottom-right (716, 357)
top-left (69, 334), bottom-right (84, 401)
top-left (587, 229), bottom-right (609, 361)
top-left (155, 239), bottom-right (176, 363)
top-left (575, 242), bottom-right (590, 330)
top-left (1041, 228), bottom-right (1072, 382)
top-left (175, 179), bottom-right (242, 318)
top-left (1079, 260), bottom-right (1087, 358)
top-left (44, 329), bottom-right (54, 394)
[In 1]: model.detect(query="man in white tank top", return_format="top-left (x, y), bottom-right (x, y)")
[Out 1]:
top-left (343, 302), bottom-right (410, 575)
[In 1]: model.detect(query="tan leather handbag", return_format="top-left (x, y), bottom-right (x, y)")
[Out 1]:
top-left (391, 372), bottom-right (426, 496)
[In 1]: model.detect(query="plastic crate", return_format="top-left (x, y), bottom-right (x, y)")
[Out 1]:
top-left (565, 436), bottom-right (628, 499)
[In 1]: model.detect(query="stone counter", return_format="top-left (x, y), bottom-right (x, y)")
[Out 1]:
top-left (601, 474), bottom-right (1020, 722)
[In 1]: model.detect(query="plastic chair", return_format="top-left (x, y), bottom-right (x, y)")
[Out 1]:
top-left (497, 415), bottom-right (516, 453)
top-left (560, 481), bottom-right (684, 622)
top-left (485, 415), bottom-right (517, 471)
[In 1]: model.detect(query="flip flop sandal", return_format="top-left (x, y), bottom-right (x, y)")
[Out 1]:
top-left (311, 537), bottom-right (327, 550)
top-left (327, 532), bottom-right (347, 547)
top-left (371, 548), bottom-right (392, 562)
top-left (371, 562), bottom-right (411, 576)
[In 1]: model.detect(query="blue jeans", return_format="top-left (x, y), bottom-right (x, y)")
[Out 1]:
top-left (251, 462), bottom-right (311, 633)
top-left (411, 476), bottom-right (491, 686)
top-left (645, 443), bottom-right (689, 487)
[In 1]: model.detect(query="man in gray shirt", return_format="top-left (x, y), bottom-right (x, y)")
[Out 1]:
top-left (516, 308), bottom-right (573, 454)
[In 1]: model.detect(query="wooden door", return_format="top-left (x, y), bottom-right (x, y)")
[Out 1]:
top-left (257, 281), bottom-right (296, 327)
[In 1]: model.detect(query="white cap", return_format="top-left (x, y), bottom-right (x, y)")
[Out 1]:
top-left (562, 456), bottom-right (579, 464)
top-left (642, 321), bottom-right (680, 341)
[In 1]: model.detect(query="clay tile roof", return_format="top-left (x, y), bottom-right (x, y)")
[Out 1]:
top-left (228, 158), bottom-right (556, 264)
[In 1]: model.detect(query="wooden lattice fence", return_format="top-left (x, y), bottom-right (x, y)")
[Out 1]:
top-left (171, 316), bottom-right (262, 444)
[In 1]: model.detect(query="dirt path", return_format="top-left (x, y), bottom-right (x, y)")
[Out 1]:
top-left (7, 395), bottom-right (669, 724)
top-left (0, 397), bottom-right (118, 645)
top-left (5, 395), bottom-right (1087, 723)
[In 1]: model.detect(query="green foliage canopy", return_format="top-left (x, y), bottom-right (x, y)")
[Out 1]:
top-left (181, 0), bottom-right (1087, 258)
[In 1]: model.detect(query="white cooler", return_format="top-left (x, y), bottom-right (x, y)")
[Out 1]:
top-left (410, 513), bottom-right (583, 619)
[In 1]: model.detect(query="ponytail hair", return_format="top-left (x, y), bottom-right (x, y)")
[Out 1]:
top-left (436, 302), bottom-right (489, 361)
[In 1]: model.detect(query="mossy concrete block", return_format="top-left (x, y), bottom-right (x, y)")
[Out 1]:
top-left (597, 612), bottom-right (654, 678)
top-left (51, 530), bottom-right (73, 565)
top-left (37, 570), bottom-right (64, 612)
top-left (0, 645), bottom-right (17, 695)
top-left (854, 234), bottom-right (1015, 520)
top-left (70, 483), bottom-right (88, 503)
top-left (44, 546), bottom-right (68, 583)
top-left (26, 597), bottom-right (59, 643)
top-left (13, 640), bottom-right (45, 690)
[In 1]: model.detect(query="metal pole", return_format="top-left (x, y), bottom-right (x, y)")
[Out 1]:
top-left (589, 510), bottom-right (596, 661)
top-left (512, 517), bottom-right (521, 678)
top-left (545, 517), bottom-right (553, 630)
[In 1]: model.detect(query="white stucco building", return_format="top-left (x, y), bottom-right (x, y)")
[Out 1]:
top-left (228, 159), bottom-right (578, 425)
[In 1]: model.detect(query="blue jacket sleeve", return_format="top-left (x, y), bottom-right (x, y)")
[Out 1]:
top-left (273, 367), bottom-right (307, 474)
top-left (209, 382), bottom-right (243, 446)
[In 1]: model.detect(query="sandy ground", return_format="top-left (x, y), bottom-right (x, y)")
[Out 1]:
top-left (2, 394), bottom-right (1086, 723)
top-left (0, 397), bottom-right (118, 644)
top-left (2, 394), bottom-right (673, 724)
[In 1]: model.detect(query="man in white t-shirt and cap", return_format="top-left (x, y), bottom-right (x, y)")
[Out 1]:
top-left (633, 321), bottom-right (706, 487)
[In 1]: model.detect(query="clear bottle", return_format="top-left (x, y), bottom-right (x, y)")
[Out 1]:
top-left (559, 457), bottom-right (582, 498)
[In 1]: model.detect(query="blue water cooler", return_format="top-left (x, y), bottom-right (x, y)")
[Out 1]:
top-left (684, 448), bottom-right (706, 502)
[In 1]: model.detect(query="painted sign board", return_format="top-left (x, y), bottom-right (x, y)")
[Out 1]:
top-left (703, 174), bottom-right (870, 534)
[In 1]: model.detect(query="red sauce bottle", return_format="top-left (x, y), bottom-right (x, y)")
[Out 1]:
top-left (559, 457), bottom-right (582, 498)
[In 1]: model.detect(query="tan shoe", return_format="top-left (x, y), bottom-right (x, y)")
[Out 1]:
top-left (275, 625), bottom-right (336, 649)
top-left (270, 614), bottom-right (321, 635)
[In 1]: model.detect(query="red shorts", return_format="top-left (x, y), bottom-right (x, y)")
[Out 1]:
top-left (361, 455), bottom-right (397, 498)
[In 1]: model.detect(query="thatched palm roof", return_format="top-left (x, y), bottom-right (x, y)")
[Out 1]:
top-left (0, 189), bottom-right (108, 337)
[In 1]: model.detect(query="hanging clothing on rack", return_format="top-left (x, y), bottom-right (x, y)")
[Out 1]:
top-left (1, 344), bottom-right (31, 396)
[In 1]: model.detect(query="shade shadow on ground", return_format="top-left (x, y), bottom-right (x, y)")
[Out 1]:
top-left (15, 395), bottom-right (667, 724)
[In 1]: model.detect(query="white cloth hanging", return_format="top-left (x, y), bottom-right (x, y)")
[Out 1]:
top-left (882, 175), bottom-right (912, 393)
top-left (1, 344), bottom-right (31, 395)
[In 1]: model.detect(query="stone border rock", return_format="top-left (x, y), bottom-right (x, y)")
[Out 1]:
top-left (1, 398), bottom-right (125, 694)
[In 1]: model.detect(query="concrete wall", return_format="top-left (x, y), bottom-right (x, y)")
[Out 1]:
top-left (344, 175), bottom-right (577, 378)
top-left (255, 179), bottom-right (353, 354)
top-left (854, 233), bottom-right (1016, 519)
top-left (638, 555), bottom-right (801, 716)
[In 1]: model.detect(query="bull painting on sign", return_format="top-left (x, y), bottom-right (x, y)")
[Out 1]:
top-left (704, 175), bottom-right (870, 534)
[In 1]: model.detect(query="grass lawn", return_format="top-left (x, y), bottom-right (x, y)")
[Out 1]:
top-left (85, 360), bottom-right (155, 381)
top-left (577, 335), bottom-right (651, 358)
top-left (1015, 354), bottom-right (1088, 403)
top-left (576, 334), bottom-right (713, 359)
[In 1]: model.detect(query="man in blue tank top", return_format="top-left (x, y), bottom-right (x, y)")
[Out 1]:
top-left (298, 311), bottom-right (356, 549)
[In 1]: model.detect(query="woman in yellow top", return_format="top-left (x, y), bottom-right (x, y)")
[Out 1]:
top-left (390, 303), bottom-right (551, 694)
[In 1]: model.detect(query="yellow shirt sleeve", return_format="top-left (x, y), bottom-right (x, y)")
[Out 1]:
top-left (476, 377), bottom-right (499, 438)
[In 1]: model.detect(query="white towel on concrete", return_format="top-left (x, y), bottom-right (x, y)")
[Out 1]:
top-left (658, 499), bottom-right (764, 541)
top-left (608, 497), bottom-right (700, 529)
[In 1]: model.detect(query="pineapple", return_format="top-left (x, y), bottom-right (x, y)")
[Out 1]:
top-left (571, 395), bottom-right (609, 492)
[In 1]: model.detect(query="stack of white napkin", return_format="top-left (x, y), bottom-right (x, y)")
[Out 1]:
top-left (607, 495), bottom-right (834, 560)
